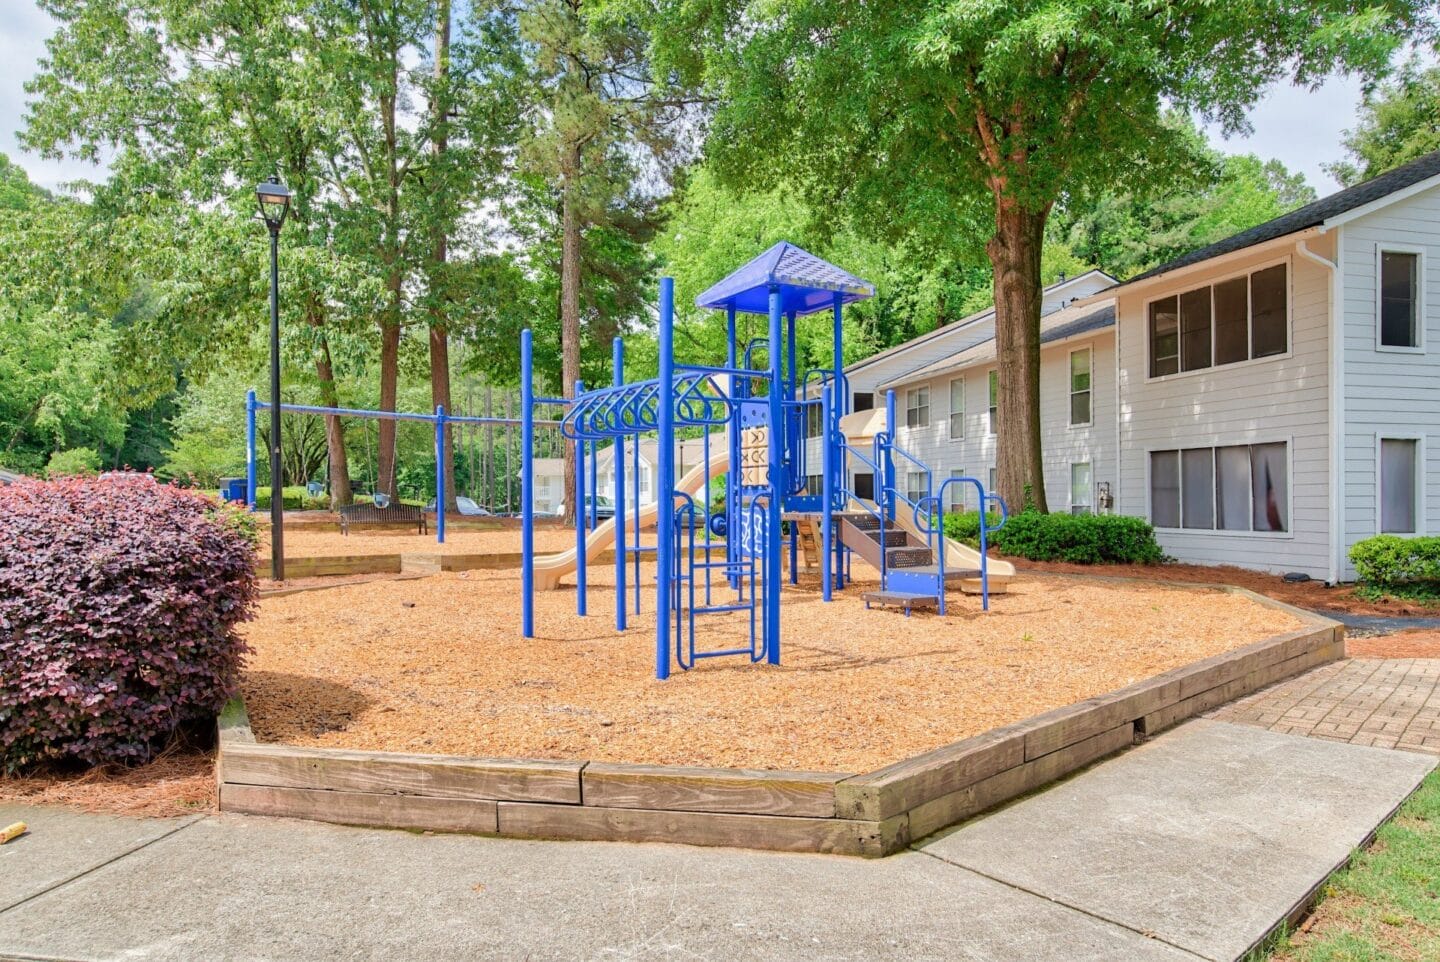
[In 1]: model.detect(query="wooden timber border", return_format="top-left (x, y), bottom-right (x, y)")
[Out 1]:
top-left (218, 586), bottom-right (1344, 856)
top-left (281, 550), bottom-right (620, 580)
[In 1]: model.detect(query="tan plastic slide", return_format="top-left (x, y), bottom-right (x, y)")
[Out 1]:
top-left (533, 451), bottom-right (731, 590)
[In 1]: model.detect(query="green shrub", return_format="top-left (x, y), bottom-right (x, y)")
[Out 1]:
top-left (1350, 535), bottom-right (1440, 592)
top-left (943, 509), bottom-right (1164, 565)
top-left (45, 447), bottom-right (102, 478)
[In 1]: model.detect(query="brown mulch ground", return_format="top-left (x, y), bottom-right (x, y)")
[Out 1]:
top-left (1012, 558), bottom-right (1437, 617)
top-left (240, 565), bottom-right (1300, 773)
top-left (0, 744), bottom-right (215, 818)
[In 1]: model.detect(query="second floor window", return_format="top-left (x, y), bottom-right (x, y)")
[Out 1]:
top-left (949, 377), bottom-right (965, 439)
top-left (1070, 349), bottom-right (1091, 425)
top-left (1380, 250), bottom-right (1421, 349)
top-left (988, 371), bottom-right (998, 435)
top-left (1149, 263), bottom-right (1288, 377)
top-left (906, 386), bottom-right (929, 428)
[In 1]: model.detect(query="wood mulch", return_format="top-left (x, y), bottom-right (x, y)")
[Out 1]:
top-left (239, 566), bottom-right (1301, 773)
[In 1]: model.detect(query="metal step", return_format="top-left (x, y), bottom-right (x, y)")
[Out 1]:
top-left (886, 546), bottom-right (934, 568)
top-left (862, 590), bottom-right (938, 616)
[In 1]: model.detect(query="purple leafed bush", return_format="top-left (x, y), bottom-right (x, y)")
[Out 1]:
top-left (0, 474), bottom-right (257, 771)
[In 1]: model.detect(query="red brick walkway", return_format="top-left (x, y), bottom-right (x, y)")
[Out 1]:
top-left (1211, 658), bottom-right (1440, 754)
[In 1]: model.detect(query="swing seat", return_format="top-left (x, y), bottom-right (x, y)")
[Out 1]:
top-left (339, 501), bottom-right (428, 535)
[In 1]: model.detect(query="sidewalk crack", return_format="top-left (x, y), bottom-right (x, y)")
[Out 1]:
top-left (0, 815), bottom-right (205, 919)
top-left (910, 846), bottom-right (1216, 961)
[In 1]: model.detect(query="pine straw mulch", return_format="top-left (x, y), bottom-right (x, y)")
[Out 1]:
top-left (240, 566), bottom-right (1302, 773)
top-left (0, 741), bottom-right (215, 819)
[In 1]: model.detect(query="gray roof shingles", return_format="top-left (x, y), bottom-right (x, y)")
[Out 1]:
top-left (1125, 149), bottom-right (1440, 285)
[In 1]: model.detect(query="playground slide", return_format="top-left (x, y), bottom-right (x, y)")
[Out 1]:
top-left (533, 451), bottom-right (731, 591)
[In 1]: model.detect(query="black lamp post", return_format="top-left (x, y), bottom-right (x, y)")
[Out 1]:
top-left (257, 175), bottom-right (292, 581)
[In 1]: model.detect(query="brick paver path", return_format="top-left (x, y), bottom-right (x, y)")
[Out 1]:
top-left (1211, 658), bottom-right (1440, 754)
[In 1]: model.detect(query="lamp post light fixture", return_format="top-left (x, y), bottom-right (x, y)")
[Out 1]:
top-left (257, 175), bottom-right (292, 581)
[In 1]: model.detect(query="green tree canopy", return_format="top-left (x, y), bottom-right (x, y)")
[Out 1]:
top-left (650, 0), bottom-right (1432, 511)
top-left (1329, 57), bottom-right (1440, 186)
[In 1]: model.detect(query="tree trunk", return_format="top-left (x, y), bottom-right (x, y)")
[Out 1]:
top-left (987, 198), bottom-right (1049, 514)
top-left (376, 297), bottom-right (401, 498)
top-left (559, 142), bottom-right (583, 526)
top-left (428, 0), bottom-right (457, 511)
top-left (309, 306), bottom-right (353, 509)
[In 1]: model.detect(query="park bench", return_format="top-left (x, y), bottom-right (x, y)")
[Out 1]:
top-left (338, 501), bottom-right (428, 536)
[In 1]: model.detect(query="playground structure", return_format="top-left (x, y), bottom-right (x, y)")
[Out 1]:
top-left (243, 243), bottom-right (1012, 681)
top-left (523, 242), bottom-right (1012, 680)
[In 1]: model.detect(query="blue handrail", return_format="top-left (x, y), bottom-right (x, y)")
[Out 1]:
top-left (912, 478), bottom-right (1009, 613)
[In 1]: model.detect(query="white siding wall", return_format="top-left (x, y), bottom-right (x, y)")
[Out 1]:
top-left (1340, 184), bottom-right (1440, 578)
top-left (1115, 237), bottom-right (1334, 578)
top-left (891, 332), bottom-right (1117, 512)
top-left (844, 273), bottom-right (1115, 409)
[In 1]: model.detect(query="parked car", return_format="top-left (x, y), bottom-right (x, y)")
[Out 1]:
top-left (556, 495), bottom-right (616, 520)
top-left (425, 496), bottom-right (492, 516)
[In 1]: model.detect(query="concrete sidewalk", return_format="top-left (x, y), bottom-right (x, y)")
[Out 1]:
top-left (0, 720), bottom-right (1432, 962)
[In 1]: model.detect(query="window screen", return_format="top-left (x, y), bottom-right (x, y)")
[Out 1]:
top-left (1250, 265), bottom-right (1288, 358)
top-left (1181, 448), bottom-right (1215, 529)
top-left (1213, 277), bottom-right (1249, 366)
top-left (949, 378), bottom-right (965, 438)
top-left (1149, 297), bottom-right (1180, 377)
top-left (1150, 450), bottom-right (1181, 529)
top-left (1180, 287), bottom-right (1213, 372)
top-left (1381, 439), bottom-right (1418, 534)
top-left (1070, 349), bottom-right (1091, 425)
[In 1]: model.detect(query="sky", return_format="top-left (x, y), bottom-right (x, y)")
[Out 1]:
top-left (0, 3), bottom-right (1373, 197)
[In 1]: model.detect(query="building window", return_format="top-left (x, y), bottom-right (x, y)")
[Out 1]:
top-left (1070, 349), bottom-right (1091, 426)
top-left (806, 400), bottom-right (823, 438)
top-left (1380, 438), bottom-right (1419, 534)
top-left (905, 386), bottom-right (929, 428)
top-left (1148, 263), bottom-right (1288, 377)
top-left (1380, 250), bottom-right (1421, 349)
top-left (948, 469), bottom-right (967, 511)
top-left (948, 377), bottom-right (965, 439)
top-left (988, 371), bottom-right (998, 435)
top-left (806, 473), bottom-right (823, 496)
top-left (853, 391), bottom-right (874, 412)
top-left (1070, 463), bottom-right (1093, 515)
top-left (906, 470), bottom-right (927, 504)
top-left (1150, 442), bottom-right (1288, 533)
top-left (988, 466), bottom-right (997, 494)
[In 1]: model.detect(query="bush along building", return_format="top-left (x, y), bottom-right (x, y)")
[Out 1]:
top-left (850, 149), bottom-right (1440, 584)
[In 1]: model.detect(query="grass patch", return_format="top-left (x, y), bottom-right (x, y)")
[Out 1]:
top-left (1262, 768), bottom-right (1440, 961)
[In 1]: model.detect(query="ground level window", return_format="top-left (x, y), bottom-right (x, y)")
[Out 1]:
top-left (1150, 442), bottom-right (1287, 533)
top-left (906, 471), bottom-right (928, 504)
top-left (988, 467), bottom-right (997, 495)
top-left (1070, 463), bottom-right (1092, 515)
top-left (806, 400), bottom-right (823, 437)
top-left (806, 474), bottom-right (823, 496)
top-left (949, 469), bottom-right (967, 511)
top-left (1380, 438), bottom-right (1419, 534)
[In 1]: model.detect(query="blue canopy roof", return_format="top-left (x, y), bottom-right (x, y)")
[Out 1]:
top-left (695, 242), bottom-right (875, 316)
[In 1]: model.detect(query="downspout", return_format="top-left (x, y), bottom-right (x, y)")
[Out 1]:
top-left (1296, 234), bottom-right (1344, 585)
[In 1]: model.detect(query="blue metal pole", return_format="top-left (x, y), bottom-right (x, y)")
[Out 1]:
top-left (821, 385), bottom-right (833, 602)
top-left (884, 389), bottom-right (897, 523)
top-left (245, 390), bottom-right (258, 512)
top-left (574, 379), bottom-right (587, 617)
top-left (766, 285), bottom-right (783, 665)
top-left (521, 330), bottom-right (535, 638)
top-left (588, 439), bottom-right (598, 532)
top-left (832, 295), bottom-right (844, 589)
top-left (435, 404), bottom-right (446, 545)
top-left (656, 277), bottom-right (675, 680)
top-left (726, 304), bottom-right (739, 590)
top-left (613, 336), bottom-right (627, 632)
